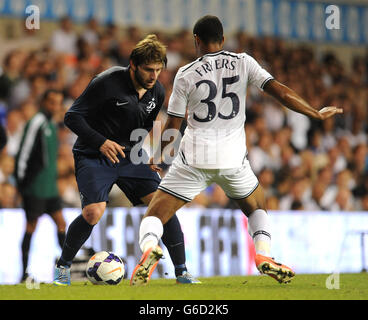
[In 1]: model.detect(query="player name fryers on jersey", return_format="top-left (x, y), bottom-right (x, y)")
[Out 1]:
top-left (194, 57), bottom-right (237, 76)
top-left (167, 50), bottom-right (273, 169)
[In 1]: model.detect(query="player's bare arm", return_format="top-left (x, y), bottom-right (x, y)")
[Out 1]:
top-left (264, 79), bottom-right (343, 120)
top-left (149, 115), bottom-right (183, 172)
top-left (99, 139), bottom-right (126, 164)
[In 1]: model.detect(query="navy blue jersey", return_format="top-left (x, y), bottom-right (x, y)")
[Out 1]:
top-left (64, 66), bottom-right (165, 156)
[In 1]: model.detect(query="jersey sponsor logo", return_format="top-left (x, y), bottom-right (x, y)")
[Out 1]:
top-left (146, 98), bottom-right (156, 113)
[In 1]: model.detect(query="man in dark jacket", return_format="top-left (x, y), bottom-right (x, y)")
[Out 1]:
top-left (54, 35), bottom-right (199, 286)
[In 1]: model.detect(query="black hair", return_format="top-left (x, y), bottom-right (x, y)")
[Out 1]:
top-left (41, 89), bottom-right (63, 103)
top-left (193, 15), bottom-right (223, 45)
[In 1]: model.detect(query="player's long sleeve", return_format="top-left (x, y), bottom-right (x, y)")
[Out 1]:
top-left (64, 111), bottom-right (106, 150)
top-left (64, 76), bottom-right (107, 151)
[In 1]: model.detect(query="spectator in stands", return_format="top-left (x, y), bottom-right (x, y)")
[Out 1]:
top-left (19, 100), bottom-right (37, 122)
top-left (248, 131), bottom-right (278, 174)
top-left (0, 50), bottom-right (25, 109)
top-left (330, 187), bottom-right (354, 211)
top-left (81, 18), bottom-right (100, 47)
top-left (279, 178), bottom-right (309, 211)
top-left (5, 109), bottom-right (25, 157)
top-left (258, 168), bottom-right (276, 199)
top-left (304, 182), bottom-right (328, 211)
top-left (50, 16), bottom-right (78, 56)
top-left (7, 52), bottom-right (39, 109)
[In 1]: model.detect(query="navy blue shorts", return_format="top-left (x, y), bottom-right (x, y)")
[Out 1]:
top-left (22, 195), bottom-right (62, 221)
top-left (74, 153), bottom-right (161, 208)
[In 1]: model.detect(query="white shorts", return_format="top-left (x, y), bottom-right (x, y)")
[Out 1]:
top-left (158, 155), bottom-right (259, 202)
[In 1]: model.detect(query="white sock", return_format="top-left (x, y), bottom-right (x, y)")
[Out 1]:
top-left (247, 222), bottom-right (253, 238)
top-left (139, 216), bottom-right (163, 252)
top-left (248, 209), bottom-right (271, 257)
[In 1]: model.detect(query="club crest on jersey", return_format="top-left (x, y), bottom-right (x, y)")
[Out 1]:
top-left (146, 98), bottom-right (156, 113)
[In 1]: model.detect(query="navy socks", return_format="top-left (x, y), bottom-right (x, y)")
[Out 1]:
top-left (21, 232), bottom-right (32, 277)
top-left (162, 214), bottom-right (187, 277)
top-left (57, 214), bottom-right (94, 267)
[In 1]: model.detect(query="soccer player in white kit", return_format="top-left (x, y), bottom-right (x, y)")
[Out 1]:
top-left (130, 15), bottom-right (343, 285)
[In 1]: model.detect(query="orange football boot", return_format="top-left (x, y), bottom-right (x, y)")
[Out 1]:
top-left (130, 245), bottom-right (163, 286)
top-left (255, 254), bottom-right (295, 284)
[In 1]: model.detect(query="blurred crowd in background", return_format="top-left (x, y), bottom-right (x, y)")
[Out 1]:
top-left (0, 17), bottom-right (367, 211)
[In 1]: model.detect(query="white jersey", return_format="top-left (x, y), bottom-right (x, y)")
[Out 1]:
top-left (167, 50), bottom-right (273, 169)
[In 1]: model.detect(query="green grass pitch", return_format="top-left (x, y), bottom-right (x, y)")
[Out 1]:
top-left (0, 273), bottom-right (367, 300)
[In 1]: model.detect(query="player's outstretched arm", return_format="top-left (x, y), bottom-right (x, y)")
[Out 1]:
top-left (263, 79), bottom-right (343, 120)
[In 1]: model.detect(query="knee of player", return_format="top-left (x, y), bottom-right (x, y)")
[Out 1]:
top-left (82, 205), bottom-right (104, 225)
top-left (237, 200), bottom-right (267, 217)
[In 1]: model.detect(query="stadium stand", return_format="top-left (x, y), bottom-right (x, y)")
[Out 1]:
top-left (0, 15), bottom-right (367, 212)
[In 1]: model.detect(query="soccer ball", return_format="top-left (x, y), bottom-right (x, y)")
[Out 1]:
top-left (86, 251), bottom-right (125, 285)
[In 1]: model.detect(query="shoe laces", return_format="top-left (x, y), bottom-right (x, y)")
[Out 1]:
top-left (57, 267), bottom-right (69, 282)
top-left (180, 271), bottom-right (195, 280)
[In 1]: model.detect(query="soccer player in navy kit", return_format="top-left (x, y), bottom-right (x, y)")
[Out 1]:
top-left (54, 35), bottom-right (199, 285)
